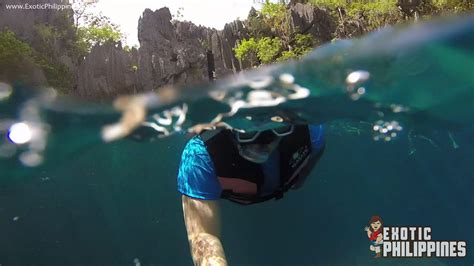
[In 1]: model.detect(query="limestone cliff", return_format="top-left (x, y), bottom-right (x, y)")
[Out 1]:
top-left (0, 0), bottom-right (77, 87)
top-left (1, 1), bottom-right (335, 99)
top-left (75, 42), bottom-right (139, 99)
top-left (74, 4), bottom-right (334, 98)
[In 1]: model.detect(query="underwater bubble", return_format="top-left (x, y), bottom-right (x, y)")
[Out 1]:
top-left (245, 116), bottom-right (252, 120)
top-left (19, 151), bottom-right (43, 167)
top-left (371, 119), bottom-right (403, 143)
top-left (13, 216), bottom-right (19, 221)
top-left (390, 104), bottom-right (409, 113)
top-left (0, 82), bottom-right (12, 101)
top-left (249, 76), bottom-right (273, 89)
top-left (346, 70), bottom-right (370, 84)
top-left (279, 73), bottom-right (295, 84)
top-left (357, 87), bottom-right (366, 95)
top-left (8, 123), bottom-right (32, 144)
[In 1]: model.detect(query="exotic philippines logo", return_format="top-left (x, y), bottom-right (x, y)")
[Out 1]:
top-left (365, 215), bottom-right (467, 258)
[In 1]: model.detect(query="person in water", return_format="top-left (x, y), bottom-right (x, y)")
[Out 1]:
top-left (365, 215), bottom-right (384, 258)
top-left (177, 111), bottom-right (326, 265)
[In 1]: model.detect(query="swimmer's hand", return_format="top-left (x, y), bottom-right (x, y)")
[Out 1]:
top-left (364, 226), bottom-right (370, 232)
top-left (101, 94), bottom-right (148, 142)
top-left (187, 122), bottom-right (233, 135)
top-left (101, 86), bottom-right (180, 142)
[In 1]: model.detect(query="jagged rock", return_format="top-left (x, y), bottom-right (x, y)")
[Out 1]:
top-left (0, 0), bottom-right (74, 45)
top-left (137, 8), bottom-right (209, 91)
top-left (75, 42), bottom-right (138, 99)
top-left (1, 1), bottom-right (340, 98)
top-left (74, 3), bottom-right (336, 98)
top-left (248, 7), bottom-right (258, 17)
top-left (218, 20), bottom-right (250, 71)
top-left (290, 3), bottom-right (336, 43)
top-left (136, 7), bottom-right (252, 92)
top-left (0, 0), bottom-right (76, 86)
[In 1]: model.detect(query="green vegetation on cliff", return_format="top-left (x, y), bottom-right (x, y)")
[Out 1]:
top-left (0, 30), bottom-right (35, 81)
top-left (0, 1), bottom-right (125, 91)
top-left (234, 1), bottom-right (315, 67)
top-left (73, 1), bottom-right (125, 55)
top-left (309, 0), bottom-right (472, 36)
top-left (235, 0), bottom-right (472, 66)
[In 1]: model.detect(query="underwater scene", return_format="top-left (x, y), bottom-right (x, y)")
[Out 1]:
top-left (0, 1), bottom-right (473, 266)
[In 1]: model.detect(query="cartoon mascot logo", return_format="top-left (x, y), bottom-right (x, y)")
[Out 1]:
top-left (365, 215), bottom-right (383, 258)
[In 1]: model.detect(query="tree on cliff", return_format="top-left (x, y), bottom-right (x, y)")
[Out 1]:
top-left (0, 9), bottom-right (76, 90)
top-left (234, 1), bottom-right (316, 67)
top-left (0, 0), bottom-right (125, 91)
top-left (235, 0), bottom-right (473, 67)
top-left (309, 0), bottom-right (473, 37)
top-left (72, 0), bottom-right (125, 55)
top-left (0, 30), bottom-right (37, 83)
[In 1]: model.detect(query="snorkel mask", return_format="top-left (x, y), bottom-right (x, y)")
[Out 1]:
top-left (223, 108), bottom-right (303, 163)
top-left (234, 124), bottom-right (294, 144)
top-left (234, 125), bottom-right (294, 163)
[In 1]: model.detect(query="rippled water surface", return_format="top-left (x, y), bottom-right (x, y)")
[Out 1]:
top-left (0, 16), bottom-right (473, 265)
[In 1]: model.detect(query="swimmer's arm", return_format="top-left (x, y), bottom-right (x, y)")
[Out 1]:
top-left (182, 195), bottom-right (228, 266)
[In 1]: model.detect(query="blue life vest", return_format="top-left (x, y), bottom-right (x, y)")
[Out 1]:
top-left (201, 125), bottom-right (318, 205)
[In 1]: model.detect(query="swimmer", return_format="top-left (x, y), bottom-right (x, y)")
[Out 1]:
top-left (178, 111), bottom-right (326, 265)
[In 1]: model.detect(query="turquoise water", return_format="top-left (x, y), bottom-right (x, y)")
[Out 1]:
top-left (0, 16), bottom-right (473, 265)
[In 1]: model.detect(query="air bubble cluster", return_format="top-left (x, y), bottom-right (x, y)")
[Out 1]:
top-left (372, 120), bottom-right (403, 142)
top-left (345, 70), bottom-right (370, 101)
top-left (208, 73), bottom-right (310, 120)
top-left (0, 87), bottom-right (52, 167)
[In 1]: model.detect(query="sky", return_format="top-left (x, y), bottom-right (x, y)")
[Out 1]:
top-left (85, 0), bottom-right (266, 47)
